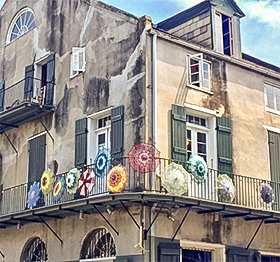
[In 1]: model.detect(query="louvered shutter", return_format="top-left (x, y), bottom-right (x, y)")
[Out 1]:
top-left (227, 247), bottom-right (254, 262)
top-left (45, 54), bottom-right (55, 105)
top-left (0, 81), bottom-right (5, 112)
top-left (75, 118), bottom-right (88, 167)
top-left (28, 134), bottom-right (46, 183)
top-left (158, 242), bottom-right (180, 262)
top-left (268, 131), bottom-right (280, 211)
top-left (171, 104), bottom-right (187, 163)
top-left (24, 64), bottom-right (34, 100)
top-left (216, 117), bottom-right (232, 173)
top-left (111, 106), bottom-right (124, 164)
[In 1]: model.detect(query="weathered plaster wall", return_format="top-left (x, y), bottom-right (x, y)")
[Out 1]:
top-left (0, 208), bottom-right (143, 261)
top-left (0, 0), bottom-right (147, 188)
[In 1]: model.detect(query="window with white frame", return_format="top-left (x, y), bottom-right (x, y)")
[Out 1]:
top-left (70, 47), bottom-right (86, 78)
top-left (187, 53), bottom-right (211, 90)
top-left (265, 82), bottom-right (280, 113)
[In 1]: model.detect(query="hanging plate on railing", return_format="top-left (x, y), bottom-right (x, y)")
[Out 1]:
top-left (260, 184), bottom-right (275, 204)
top-left (216, 174), bottom-right (235, 203)
top-left (107, 164), bottom-right (128, 193)
top-left (128, 143), bottom-right (160, 172)
top-left (94, 147), bottom-right (111, 177)
top-left (79, 169), bottom-right (95, 196)
top-left (27, 182), bottom-right (41, 209)
top-left (160, 162), bottom-right (189, 196)
top-left (66, 168), bottom-right (81, 194)
top-left (53, 176), bottom-right (66, 202)
top-left (40, 169), bottom-right (55, 195)
top-left (186, 154), bottom-right (208, 182)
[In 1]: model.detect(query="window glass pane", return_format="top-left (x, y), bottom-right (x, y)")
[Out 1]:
top-left (187, 129), bottom-right (192, 160)
top-left (197, 132), bottom-right (206, 143)
top-left (200, 118), bottom-right (206, 127)
top-left (182, 249), bottom-right (212, 262)
top-left (98, 134), bottom-right (105, 146)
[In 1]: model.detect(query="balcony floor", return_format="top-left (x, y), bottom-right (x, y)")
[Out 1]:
top-left (1, 192), bottom-right (280, 229)
top-left (0, 102), bottom-right (55, 133)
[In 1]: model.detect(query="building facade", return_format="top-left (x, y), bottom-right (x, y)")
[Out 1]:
top-left (0, 0), bottom-right (280, 261)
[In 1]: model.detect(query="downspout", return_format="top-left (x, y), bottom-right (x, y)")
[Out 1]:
top-left (151, 32), bottom-right (157, 191)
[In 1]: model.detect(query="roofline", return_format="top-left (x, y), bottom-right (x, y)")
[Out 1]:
top-left (149, 27), bottom-right (280, 80)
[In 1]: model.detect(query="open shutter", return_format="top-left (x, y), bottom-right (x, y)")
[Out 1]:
top-left (0, 81), bottom-right (5, 112)
top-left (28, 134), bottom-right (46, 183)
top-left (45, 54), bottom-right (55, 105)
top-left (75, 118), bottom-right (88, 167)
top-left (171, 104), bottom-right (187, 163)
top-left (111, 106), bottom-right (124, 164)
top-left (24, 64), bottom-right (34, 100)
top-left (268, 131), bottom-right (280, 211)
top-left (158, 242), bottom-right (180, 262)
top-left (227, 247), bottom-right (256, 262)
top-left (217, 117), bottom-right (232, 173)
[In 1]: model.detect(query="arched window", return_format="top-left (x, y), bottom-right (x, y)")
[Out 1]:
top-left (80, 228), bottom-right (116, 259)
top-left (20, 237), bottom-right (48, 262)
top-left (7, 8), bottom-right (36, 44)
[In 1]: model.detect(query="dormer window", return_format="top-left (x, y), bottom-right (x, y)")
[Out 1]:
top-left (215, 12), bottom-right (233, 56)
top-left (6, 8), bottom-right (36, 44)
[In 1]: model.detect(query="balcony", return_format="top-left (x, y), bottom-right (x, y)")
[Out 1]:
top-left (1, 158), bottom-right (280, 228)
top-left (0, 77), bottom-right (55, 133)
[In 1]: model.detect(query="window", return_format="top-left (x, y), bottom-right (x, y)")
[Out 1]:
top-left (71, 47), bottom-right (86, 78)
top-left (215, 12), bottom-right (233, 56)
top-left (80, 228), bottom-right (116, 260)
top-left (7, 8), bottom-right (36, 44)
top-left (187, 53), bottom-right (211, 91)
top-left (20, 237), bottom-right (48, 262)
top-left (265, 83), bottom-right (280, 114)
top-left (187, 115), bottom-right (208, 162)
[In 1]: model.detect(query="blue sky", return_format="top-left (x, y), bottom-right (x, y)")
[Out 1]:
top-left (0, 0), bottom-right (279, 67)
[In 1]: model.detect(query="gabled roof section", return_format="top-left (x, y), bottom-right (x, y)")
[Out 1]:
top-left (156, 1), bottom-right (210, 31)
top-left (211, 0), bottom-right (245, 17)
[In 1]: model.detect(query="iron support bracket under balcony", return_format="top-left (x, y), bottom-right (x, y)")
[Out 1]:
top-left (0, 250), bottom-right (4, 258)
top-left (39, 216), bottom-right (63, 244)
top-left (0, 127), bottom-right (18, 153)
top-left (120, 200), bottom-right (140, 229)
top-left (35, 112), bottom-right (54, 142)
top-left (246, 219), bottom-right (264, 250)
top-left (92, 204), bottom-right (119, 236)
top-left (172, 206), bottom-right (192, 241)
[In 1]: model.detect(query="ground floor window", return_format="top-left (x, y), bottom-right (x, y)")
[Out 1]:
top-left (182, 249), bottom-right (212, 262)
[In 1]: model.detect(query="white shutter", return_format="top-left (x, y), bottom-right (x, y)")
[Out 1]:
top-left (71, 47), bottom-right (86, 77)
top-left (215, 13), bottom-right (223, 54)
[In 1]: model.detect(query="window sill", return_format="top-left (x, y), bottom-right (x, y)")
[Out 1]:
top-left (265, 107), bottom-right (280, 116)
top-left (70, 70), bottom-right (85, 79)
top-left (187, 84), bottom-right (214, 95)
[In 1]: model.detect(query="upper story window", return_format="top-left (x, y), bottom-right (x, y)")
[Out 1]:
top-left (215, 12), bottom-right (233, 56)
top-left (7, 8), bottom-right (36, 44)
top-left (264, 82), bottom-right (280, 114)
top-left (70, 47), bottom-right (86, 78)
top-left (186, 53), bottom-right (211, 91)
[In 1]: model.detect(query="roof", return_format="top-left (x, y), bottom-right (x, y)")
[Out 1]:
top-left (242, 53), bottom-right (280, 74)
top-left (156, 1), bottom-right (210, 31)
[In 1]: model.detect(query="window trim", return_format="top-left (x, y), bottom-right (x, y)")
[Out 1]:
top-left (180, 240), bottom-right (225, 262)
top-left (70, 47), bottom-right (86, 78)
top-left (6, 7), bottom-right (36, 45)
top-left (186, 53), bottom-right (212, 93)
top-left (264, 82), bottom-right (280, 115)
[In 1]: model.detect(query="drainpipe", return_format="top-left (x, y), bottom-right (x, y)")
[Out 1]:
top-left (151, 32), bottom-right (157, 191)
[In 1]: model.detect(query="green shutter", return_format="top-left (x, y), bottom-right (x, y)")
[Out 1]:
top-left (75, 118), bottom-right (88, 167)
top-left (45, 54), bottom-right (55, 105)
top-left (111, 106), bottom-right (124, 164)
top-left (171, 104), bottom-right (187, 163)
top-left (28, 134), bottom-right (46, 182)
top-left (0, 81), bottom-right (5, 112)
top-left (217, 117), bottom-right (232, 173)
top-left (268, 131), bottom-right (280, 211)
top-left (24, 64), bottom-right (34, 100)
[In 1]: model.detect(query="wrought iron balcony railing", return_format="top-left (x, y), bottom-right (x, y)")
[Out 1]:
top-left (0, 157), bottom-right (279, 216)
top-left (1, 77), bottom-right (54, 112)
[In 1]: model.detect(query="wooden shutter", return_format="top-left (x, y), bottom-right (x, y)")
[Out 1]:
top-left (0, 81), bottom-right (5, 112)
top-left (75, 118), bottom-right (88, 167)
top-left (268, 131), bottom-right (280, 211)
top-left (111, 106), bottom-right (124, 164)
top-left (217, 117), bottom-right (232, 173)
top-left (28, 134), bottom-right (46, 183)
top-left (45, 54), bottom-right (55, 105)
top-left (227, 247), bottom-right (255, 262)
top-left (171, 104), bottom-right (187, 163)
top-left (158, 242), bottom-right (180, 262)
top-left (24, 64), bottom-right (34, 100)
